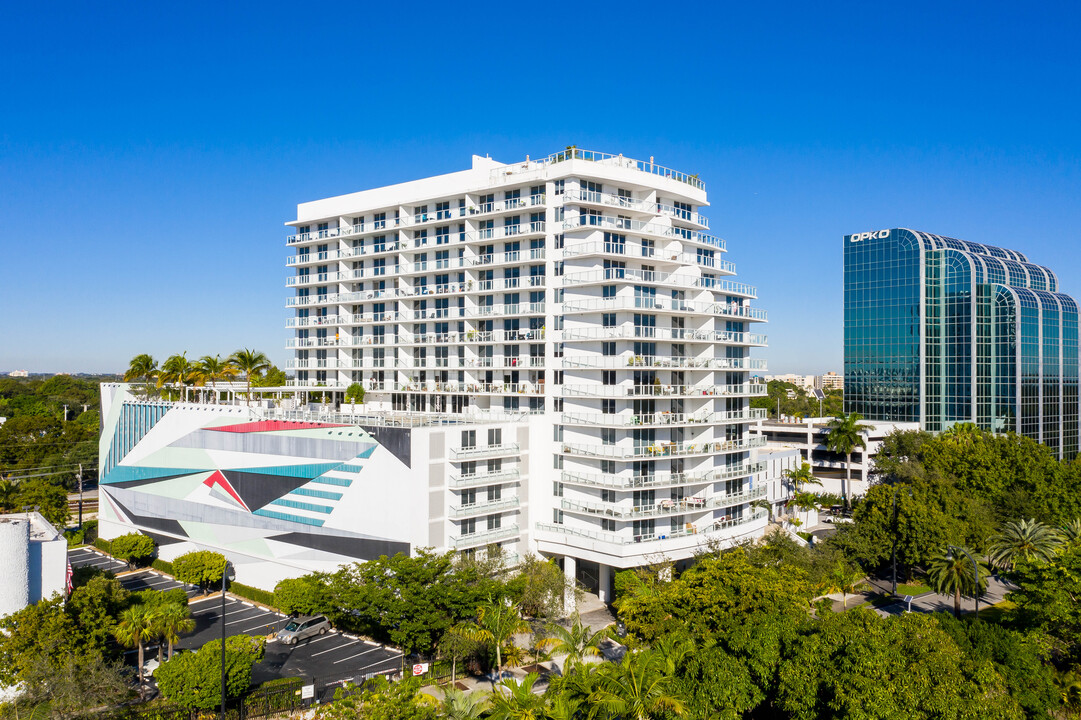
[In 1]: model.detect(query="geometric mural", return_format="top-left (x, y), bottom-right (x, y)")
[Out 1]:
top-left (97, 385), bottom-right (413, 589)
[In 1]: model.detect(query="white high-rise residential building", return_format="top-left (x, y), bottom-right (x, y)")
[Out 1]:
top-left (94, 149), bottom-right (786, 597)
top-left (283, 149), bottom-right (773, 594)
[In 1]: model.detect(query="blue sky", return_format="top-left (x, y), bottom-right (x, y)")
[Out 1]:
top-left (2, 1), bottom-right (1079, 374)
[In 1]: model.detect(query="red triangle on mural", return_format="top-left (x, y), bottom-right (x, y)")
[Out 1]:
top-left (203, 470), bottom-right (250, 512)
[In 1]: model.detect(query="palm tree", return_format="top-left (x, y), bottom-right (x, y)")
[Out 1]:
top-left (589, 650), bottom-right (686, 720)
top-left (1062, 518), bottom-right (1081, 544)
top-left (927, 546), bottom-right (987, 618)
top-left (229, 349), bottom-right (270, 406)
top-left (941, 422), bottom-right (985, 445)
top-left (825, 563), bottom-right (868, 610)
top-left (196, 354), bottom-right (237, 404)
top-left (457, 597), bottom-right (531, 681)
top-left (124, 354), bottom-right (158, 398)
top-left (156, 602), bottom-right (195, 659)
top-left (987, 518), bottom-right (1064, 570)
top-left (543, 695), bottom-right (582, 720)
top-left (824, 412), bottom-right (871, 509)
top-left (113, 605), bottom-right (156, 688)
top-left (537, 614), bottom-right (607, 672)
top-left (487, 674), bottom-right (545, 720)
top-left (783, 461), bottom-right (821, 493)
top-left (750, 497), bottom-right (775, 523)
top-left (159, 353), bottom-right (195, 402)
top-left (441, 686), bottom-right (490, 720)
top-left (788, 490), bottom-right (820, 528)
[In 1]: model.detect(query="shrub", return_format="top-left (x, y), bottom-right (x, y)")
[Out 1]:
top-left (94, 537), bottom-right (112, 553)
top-left (273, 576), bottom-right (326, 616)
top-left (344, 382), bottom-right (365, 404)
top-left (230, 582), bottom-right (276, 609)
top-left (64, 528), bottom-right (85, 547)
top-left (83, 519), bottom-right (99, 543)
top-left (171, 550), bottom-right (227, 594)
top-left (110, 532), bottom-right (156, 568)
top-left (156, 635), bottom-right (265, 710)
top-left (151, 558), bottom-right (174, 575)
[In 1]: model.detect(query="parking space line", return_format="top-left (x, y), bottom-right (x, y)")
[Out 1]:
top-left (187, 596), bottom-right (218, 606)
top-left (364, 640), bottom-right (379, 647)
top-left (333, 646), bottom-right (381, 665)
top-left (355, 653), bottom-right (402, 672)
top-left (192, 605), bottom-right (246, 617)
top-left (296, 634), bottom-right (337, 646)
top-left (238, 620), bottom-right (279, 634)
top-left (226, 613), bottom-right (273, 626)
top-left (312, 640), bottom-right (358, 657)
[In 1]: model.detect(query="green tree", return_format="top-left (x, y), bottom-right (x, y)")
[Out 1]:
top-left (0, 597), bottom-right (81, 686)
top-left (438, 623), bottom-right (482, 684)
top-left (112, 604), bottom-right (156, 688)
top-left (196, 354), bottom-right (238, 403)
top-left (1008, 542), bottom-right (1081, 662)
top-left (589, 650), bottom-right (686, 720)
top-left (110, 532), bottom-right (156, 569)
top-left (14, 652), bottom-right (130, 720)
top-left (274, 575), bottom-right (328, 616)
top-left (987, 517), bottom-right (1064, 570)
top-left (13, 477), bottom-right (71, 528)
top-left (927, 546), bottom-right (987, 618)
top-left (824, 412), bottom-right (871, 509)
top-left (537, 614), bottom-right (607, 672)
top-left (171, 549), bottom-right (228, 593)
top-left (783, 461), bottom-right (821, 492)
top-left (1065, 517), bottom-right (1081, 544)
top-left (776, 610), bottom-right (1023, 719)
top-left (154, 601), bottom-right (195, 660)
top-left (440, 686), bottom-right (489, 720)
top-left (253, 364), bottom-right (287, 388)
top-left (457, 597), bottom-right (530, 679)
top-left (344, 382), bottom-right (366, 404)
top-left (155, 635), bottom-right (265, 710)
top-left (504, 553), bottom-right (567, 620)
top-left (229, 348), bottom-right (271, 405)
top-left (159, 352), bottom-right (197, 402)
top-left (486, 674), bottom-right (545, 720)
top-left (67, 574), bottom-right (131, 660)
top-left (124, 353), bottom-right (159, 398)
top-left (823, 563), bottom-right (868, 610)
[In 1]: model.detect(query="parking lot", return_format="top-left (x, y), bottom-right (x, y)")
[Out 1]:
top-left (69, 548), bottom-right (402, 692)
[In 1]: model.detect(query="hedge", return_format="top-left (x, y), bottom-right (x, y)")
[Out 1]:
top-left (94, 537), bottom-right (113, 553)
top-left (230, 582), bottom-right (277, 608)
top-left (151, 558), bottom-right (175, 575)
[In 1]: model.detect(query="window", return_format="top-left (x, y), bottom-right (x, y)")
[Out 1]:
top-left (553, 481), bottom-right (564, 497)
top-left (603, 313), bottom-right (616, 328)
top-left (603, 285), bottom-right (617, 299)
top-left (601, 518), bottom-right (616, 532)
top-left (602, 342), bottom-right (616, 356)
top-left (488, 428), bottom-right (502, 446)
top-left (601, 489), bottom-right (616, 503)
top-left (461, 430), bottom-right (476, 449)
top-left (602, 371), bottom-right (616, 385)
top-left (602, 399), bottom-right (616, 414)
top-left (553, 509), bottom-right (564, 524)
top-left (601, 428), bottom-right (616, 446)
top-left (487, 515), bottom-right (501, 531)
top-left (554, 179), bottom-right (564, 195)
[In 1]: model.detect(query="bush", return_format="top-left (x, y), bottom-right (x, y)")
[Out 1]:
top-left (110, 532), bottom-right (156, 568)
top-left (151, 558), bottom-right (174, 575)
top-left (64, 528), bottom-right (85, 547)
top-left (274, 576), bottom-right (325, 616)
top-left (94, 537), bottom-right (112, 554)
top-left (171, 550), bottom-right (227, 594)
top-left (344, 382), bottom-right (365, 404)
top-left (83, 519), bottom-right (99, 543)
top-left (231, 582), bottom-right (276, 608)
top-left (155, 635), bottom-right (265, 710)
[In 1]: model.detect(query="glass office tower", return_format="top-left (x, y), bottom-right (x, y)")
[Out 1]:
top-left (844, 228), bottom-right (1079, 458)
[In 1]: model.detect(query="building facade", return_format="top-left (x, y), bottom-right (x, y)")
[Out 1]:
top-left (101, 149), bottom-right (781, 596)
top-left (0, 512), bottom-right (67, 617)
top-left (844, 228), bottom-right (1079, 458)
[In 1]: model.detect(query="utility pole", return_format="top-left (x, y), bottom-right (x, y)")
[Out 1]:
top-left (62, 405), bottom-right (69, 422)
top-left (77, 464), bottom-right (84, 529)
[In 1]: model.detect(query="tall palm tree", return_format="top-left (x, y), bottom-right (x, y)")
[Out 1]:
top-left (750, 497), bottom-right (775, 523)
top-left (543, 695), bottom-right (582, 720)
top-left (987, 518), bottom-right (1064, 569)
top-left (783, 461), bottom-right (821, 493)
top-left (196, 354), bottom-right (238, 404)
top-left (537, 614), bottom-right (607, 672)
top-left (159, 353), bottom-right (195, 402)
top-left (941, 422), bottom-right (985, 445)
top-left (927, 546), bottom-right (986, 618)
top-left (824, 412), bottom-right (871, 509)
top-left (113, 605), bottom-right (156, 688)
top-left (825, 563), bottom-right (868, 610)
top-left (487, 674), bottom-right (545, 720)
top-left (229, 349), bottom-right (270, 406)
top-left (457, 597), bottom-right (531, 681)
top-left (787, 490), bottom-right (820, 528)
top-left (589, 650), bottom-right (686, 720)
top-left (123, 354), bottom-right (158, 399)
top-left (156, 602), bottom-right (195, 659)
top-left (441, 686), bottom-right (490, 720)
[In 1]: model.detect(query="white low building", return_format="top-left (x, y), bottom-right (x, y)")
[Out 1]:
top-left (0, 512), bottom-right (68, 617)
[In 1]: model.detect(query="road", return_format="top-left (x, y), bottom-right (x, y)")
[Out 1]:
top-left (68, 547), bottom-right (402, 696)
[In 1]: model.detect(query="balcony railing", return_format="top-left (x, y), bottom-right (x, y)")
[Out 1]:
top-left (448, 468), bottom-right (521, 488)
top-left (561, 297), bottom-right (767, 322)
top-left (561, 327), bottom-right (768, 345)
top-left (450, 443), bottom-right (521, 460)
top-left (562, 189), bottom-right (710, 229)
top-left (561, 269), bottom-right (757, 297)
top-left (561, 383), bottom-right (767, 398)
top-left (541, 148), bottom-right (706, 191)
top-left (561, 355), bottom-right (767, 371)
top-left (535, 509), bottom-right (767, 547)
top-left (449, 497), bottom-right (521, 518)
top-left (558, 462), bottom-right (766, 490)
top-left (560, 486), bottom-right (765, 519)
top-left (451, 524), bottom-right (520, 549)
top-left (558, 436), bottom-right (766, 460)
top-left (559, 408), bottom-right (768, 427)
top-left (561, 215), bottom-right (724, 252)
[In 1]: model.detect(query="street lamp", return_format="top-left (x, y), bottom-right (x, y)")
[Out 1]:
top-left (220, 561), bottom-right (236, 719)
top-left (945, 545), bottom-right (982, 616)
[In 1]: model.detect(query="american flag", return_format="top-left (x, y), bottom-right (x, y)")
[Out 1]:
top-left (66, 560), bottom-right (73, 595)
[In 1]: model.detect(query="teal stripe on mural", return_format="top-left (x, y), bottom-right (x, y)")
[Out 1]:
top-left (245, 463), bottom-right (345, 479)
top-left (101, 466), bottom-right (206, 485)
top-left (252, 508), bottom-right (325, 527)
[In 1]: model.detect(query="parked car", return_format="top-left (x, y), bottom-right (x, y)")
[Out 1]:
top-left (276, 615), bottom-right (331, 645)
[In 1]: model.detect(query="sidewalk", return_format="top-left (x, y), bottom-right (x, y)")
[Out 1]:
top-left (819, 574), bottom-right (1015, 617)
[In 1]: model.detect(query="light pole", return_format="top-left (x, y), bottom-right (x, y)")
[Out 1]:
top-left (946, 545), bottom-right (982, 616)
top-left (220, 561), bottom-right (236, 719)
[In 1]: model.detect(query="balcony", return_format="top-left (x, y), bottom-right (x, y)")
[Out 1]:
top-left (561, 355), bottom-right (767, 371)
top-left (562, 189), bottom-right (710, 229)
top-left (559, 408), bottom-right (768, 427)
top-left (535, 508), bottom-right (767, 547)
top-left (450, 443), bottom-right (521, 460)
top-left (561, 326), bottom-right (768, 346)
top-left (558, 462), bottom-right (765, 490)
top-left (449, 497), bottom-right (521, 518)
top-left (560, 486), bottom-right (765, 520)
top-left (561, 269), bottom-right (756, 297)
top-left (558, 435), bottom-right (766, 460)
top-left (449, 468), bottom-right (521, 488)
top-left (561, 383), bottom-right (767, 398)
top-left (561, 215), bottom-right (724, 252)
top-left (451, 524), bottom-right (520, 549)
top-left (561, 297), bottom-right (767, 322)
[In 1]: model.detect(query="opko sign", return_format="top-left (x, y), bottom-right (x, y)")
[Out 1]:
top-left (849, 230), bottom-right (890, 242)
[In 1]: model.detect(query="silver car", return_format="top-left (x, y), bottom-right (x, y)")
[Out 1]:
top-left (276, 615), bottom-right (330, 645)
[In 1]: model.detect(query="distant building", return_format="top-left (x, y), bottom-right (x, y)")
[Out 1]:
top-left (750, 417), bottom-right (920, 499)
top-left (7, 370), bottom-right (28, 378)
top-left (844, 228), bottom-right (1079, 458)
top-left (0, 513), bottom-right (67, 618)
top-left (763, 374), bottom-right (817, 391)
top-left (817, 372), bottom-right (843, 391)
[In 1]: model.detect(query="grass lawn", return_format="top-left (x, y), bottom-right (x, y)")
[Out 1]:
top-left (976, 599), bottom-right (1016, 625)
top-left (895, 583), bottom-right (932, 597)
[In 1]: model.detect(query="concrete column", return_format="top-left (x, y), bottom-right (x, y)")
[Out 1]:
top-left (563, 555), bottom-right (577, 614)
top-left (598, 563), bottom-right (611, 604)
